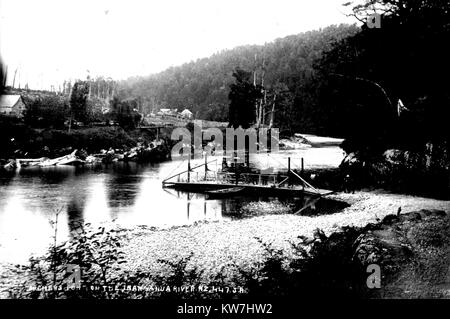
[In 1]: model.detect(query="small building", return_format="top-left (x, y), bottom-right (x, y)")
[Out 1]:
top-left (158, 108), bottom-right (178, 117)
top-left (158, 108), bottom-right (171, 116)
top-left (0, 95), bottom-right (26, 117)
top-left (180, 108), bottom-right (193, 119)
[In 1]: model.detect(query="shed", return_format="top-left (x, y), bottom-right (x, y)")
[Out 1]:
top-left (0, 95), bottom-right (26, 117)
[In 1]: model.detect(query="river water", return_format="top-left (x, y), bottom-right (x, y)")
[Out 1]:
top-left (0, 146), bottom-right (345, 264)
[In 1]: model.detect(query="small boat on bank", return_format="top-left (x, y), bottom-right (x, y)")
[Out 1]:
top-left (205, 186), bottom-right (245, 199)
top-left (14, 150), bottom-right (84, 168)
top-left (38, 150), bottom-right (84, 167)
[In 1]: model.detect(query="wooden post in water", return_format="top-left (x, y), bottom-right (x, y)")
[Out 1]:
top-left (187, 200), bottom-right (190, 219)
top-left (245, 150), bottom-right (250, 168)
top-left (288, 157), bottom-right (291, 187)
top-left (204, 154), bottom-right (208, 180)
top-left (187, 156), bottom-right (191, 182)
top-left (234, 154), bottom-right (238, 185)
top-left (301, 157), bottom-right (304, 177)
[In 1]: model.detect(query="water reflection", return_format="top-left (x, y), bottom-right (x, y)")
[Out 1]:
top-left (67, 195), bottom-right (85, 233)
top-left (18, 165), bottom-right (76, 184)
top-left (106, 163), bottom-right (143, 208)
top-left (0, 147), bottom-right (346, 263)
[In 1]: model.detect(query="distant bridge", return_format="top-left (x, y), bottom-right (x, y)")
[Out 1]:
top-left (138, 124), bottom-right (177, 139)
top-left (138, 124), bottom-right (176, 130)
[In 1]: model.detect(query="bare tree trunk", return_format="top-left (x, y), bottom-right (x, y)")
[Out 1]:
top-left (253, 53), bottom-right (259, 126)
top-left (261, 88), bottom-right (267, 126)
top-left (2, 65), bottom-right (8, 87)
top-left (269, 93), bottom-right (276, 128)
top-left (68, 81), bottom-right (73, 97)
top-left (258, 58), bottom-right (266, 127)
top-left (12, 68), bottom-right (18, 88)
top-left (253, 53), bottom-right (257, 87)
top-left (262, 90), bottom-right (267, 126)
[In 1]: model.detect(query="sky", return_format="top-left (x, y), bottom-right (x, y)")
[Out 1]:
top-left (0, 0), bottom-right (355, 90)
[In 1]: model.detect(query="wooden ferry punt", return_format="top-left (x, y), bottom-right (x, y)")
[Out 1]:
top-left (162, 157), bottom-right (334, 198)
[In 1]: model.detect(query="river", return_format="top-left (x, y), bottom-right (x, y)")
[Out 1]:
top-left (0, 146), bottom-right (345, 264)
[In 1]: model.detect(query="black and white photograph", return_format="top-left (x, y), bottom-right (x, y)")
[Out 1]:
top-left (0, 0), bottom-right (449, 309)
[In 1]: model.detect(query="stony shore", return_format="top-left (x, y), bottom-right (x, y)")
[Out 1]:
top-left (1, 190), bottom-right (449, 298)
top-left (117, 190), bottom-right (449, 282)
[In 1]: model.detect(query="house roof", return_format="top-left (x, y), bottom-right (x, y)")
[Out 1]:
top-left (0, 95), bottom-right (22, 108)
top-left (181, 109), bottom-right (192, 115)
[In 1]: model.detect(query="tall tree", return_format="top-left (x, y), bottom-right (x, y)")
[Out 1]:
top-left (228, 68), bottom-right (262, 129)
top-left (110, 97), bottom-right (141, 130)
top-left (321, 0), bottom-right (450, 153)
top-left (0, 61), bottom-right (5, 92)
top-left (70, 81), bottom-right (90, 123)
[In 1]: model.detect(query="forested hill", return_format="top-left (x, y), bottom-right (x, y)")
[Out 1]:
top-left (117, 24), bottom-right (359, 130)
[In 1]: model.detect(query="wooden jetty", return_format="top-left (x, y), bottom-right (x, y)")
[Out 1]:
top-left (162, 156), bottom-right (334, 198)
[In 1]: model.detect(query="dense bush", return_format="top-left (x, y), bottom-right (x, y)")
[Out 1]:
top-left (0, 115), bottom-right (38, 158)
top-left (117, 24), bottom-right (359, 127)
top-left (0, 126), bottom-right (136, 158)
top-left (23, 95), bottom-right (69, 129)
top-left (86, 96), bottom-right (110, 123)
top-left (340, 142), bottom-right (450, 198)
top-left (109, 97), bottom-right (142, 130)
top-left (320, 0), bottom-right (450, 154)
top-left (11, 220), bottom-right (152, 299)
top-left (22, 92), bottom-right (115, 129)
top-left (39, 127), bottom-right (137, 154)
top-left (233, 230), bottom-right (368, 298)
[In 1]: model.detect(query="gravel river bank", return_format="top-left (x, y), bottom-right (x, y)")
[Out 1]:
top-left (1, 190), bottom-right (449, 298)
top-left (117, 190), bottom-right (450, 282)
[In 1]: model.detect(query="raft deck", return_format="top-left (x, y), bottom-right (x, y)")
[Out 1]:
top-left (163, 180), bottom-right (334, 197)
top-left (162, 158), bottom-right (334, 197)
